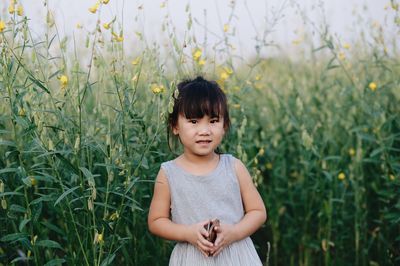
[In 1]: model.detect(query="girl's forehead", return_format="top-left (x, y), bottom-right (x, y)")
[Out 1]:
top-left (179, 113), bottom-right (221, 119)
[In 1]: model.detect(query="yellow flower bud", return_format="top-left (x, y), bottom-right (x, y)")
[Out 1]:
top-left (109, 211), bottom-right (119, 221)
top-left (18, 108), bottom-right (26, 116)
top-left (198, 59), bottom-right (206, 66)
top-left (17, 5), bottom-right (23, 16)
top-left (223, 24), bottom-right (229, 33)
top-left (0, 20), bottom-right (5, 32)
top-left (9, 4), bottom-right (16, 14)
top-left (368, 82), bottom-right (377, 91)
top-left (343, 43), bottom-right (350, 49)
top-left (131, 57), bottom-right (141, 65)
top-left (348, 148), bottom-right (355, 156)
top-left (192, 48), bottom-right (202, 61)
top-left (30, 177), bottom-right (37, 186)
top-left (338, 172), bottom-right (346, 180)
top-left (60, 75), bottom-right (68, 89)
top-left (89, 3), bottom-right (99, 13)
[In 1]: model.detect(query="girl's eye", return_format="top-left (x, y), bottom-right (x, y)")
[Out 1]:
top-left (189, 119), bottom-right (197, 124)
top-left (210, 118), bottom-right (220, 123)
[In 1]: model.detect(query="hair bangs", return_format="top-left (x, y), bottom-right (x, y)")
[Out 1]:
top-left (179, 86), bottom-right (223, 119)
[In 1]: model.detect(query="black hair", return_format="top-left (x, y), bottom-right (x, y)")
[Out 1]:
top-left (167, 76), bottom-right (231, 151)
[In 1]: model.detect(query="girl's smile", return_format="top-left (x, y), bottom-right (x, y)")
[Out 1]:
top-left (173, 114), bottom-right (225, 157)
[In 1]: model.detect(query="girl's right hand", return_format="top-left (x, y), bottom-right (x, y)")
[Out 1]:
top-left (185, 220), bottom-right (215, 257)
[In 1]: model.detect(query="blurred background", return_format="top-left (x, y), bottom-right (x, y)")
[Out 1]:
top-left (0, 0), bottom-right (399, 265)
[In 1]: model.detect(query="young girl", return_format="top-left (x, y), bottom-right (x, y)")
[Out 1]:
top-left (148, 76), bottom-right (267, 265)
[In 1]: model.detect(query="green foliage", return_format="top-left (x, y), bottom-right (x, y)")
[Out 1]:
top-left (0, 2), bottom-right (399, 266)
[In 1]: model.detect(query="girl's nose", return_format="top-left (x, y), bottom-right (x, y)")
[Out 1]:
top-left (198, 123), bottom-right (211, 135)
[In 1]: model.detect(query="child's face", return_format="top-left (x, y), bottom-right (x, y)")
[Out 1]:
top-left (173, 114), bottom-right (225, 157)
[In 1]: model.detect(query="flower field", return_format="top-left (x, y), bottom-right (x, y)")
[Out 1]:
top-left (0, 1), bottom-right (399, 265)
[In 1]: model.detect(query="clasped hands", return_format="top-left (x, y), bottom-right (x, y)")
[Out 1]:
top-left (186, 219), bottom-right (236, 257)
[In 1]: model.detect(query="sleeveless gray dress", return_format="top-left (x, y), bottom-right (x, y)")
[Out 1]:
top-left (161, 154), bottom-right (263, 266)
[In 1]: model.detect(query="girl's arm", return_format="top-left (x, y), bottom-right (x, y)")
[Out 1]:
top-left (211, 158), bottom-right (267, 256)
top-left (147, 169), bottom-right (214, 256)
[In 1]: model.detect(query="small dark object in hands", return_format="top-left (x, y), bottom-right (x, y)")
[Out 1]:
top-left (204, 219), bottom-right (220, 243)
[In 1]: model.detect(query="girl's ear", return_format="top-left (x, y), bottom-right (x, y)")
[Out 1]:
top-left (172, 126), bottom-right (179, 135)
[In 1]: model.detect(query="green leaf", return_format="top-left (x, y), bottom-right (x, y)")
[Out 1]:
top-left (0, 191), bottom-right (24, 197)
top-left (44, 259), bottom-right (66, 266)
top-left (28, 76), bottom-right (50, 94)
top-left (100, 254), bottom-right (116, 266)
top-left (10, 204), bottom-right (26, 213)
top-left (54, 186), bottom-right (80, 206)
top-left (1, 232), bottom-right (28, 242)
top-left (30, 194), bottom-right (55, 205)
top-left (19, 219), bottom-right (31, 232)
top-left (0, 140), bottom-right (16, 147)
top-left (36, 240), bottom-right (62, 249)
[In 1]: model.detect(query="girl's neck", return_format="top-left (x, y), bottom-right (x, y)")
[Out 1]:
top-left (181, 151), bottom-right (218, 165)
top-left (176, 152), bottom-right (220, 176)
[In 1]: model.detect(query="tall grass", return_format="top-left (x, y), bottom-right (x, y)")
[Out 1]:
top-left (1, 1), bottom-right (399, 265)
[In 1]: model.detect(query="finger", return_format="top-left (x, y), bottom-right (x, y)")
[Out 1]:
top-left (197, 239), bottom-right (212, 252)
top-left (212, 246), bottom-right (223, 257)
top-left (199, 236), bottom-right (214, 248)
top-left (200, 228), bottom-right (209, 238)
top-left (198, 231), bottom-right (211, 245)
top-left (214, 235), bottom-right (223, 247)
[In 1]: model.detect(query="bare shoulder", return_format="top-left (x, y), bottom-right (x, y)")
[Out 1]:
top-left (155, 167), bottom-right (168, 184)
top-left (232, 157), bottom-right (251, 181)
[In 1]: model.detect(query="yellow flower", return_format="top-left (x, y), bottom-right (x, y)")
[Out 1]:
top-left (220, 71), bottom-right (229, 81)
top-left (192, 48), bottom-right (202, 61)
top-left (348, 148), bottom-right (355, 156)
top-left (198, 59), bottom-right (206, 66)
top-left (131, 57), bottom-right (141, 65)
top-left (292, 38), bottom-right (302, 45)
top-left (102, 0), bottom-right (110, 4)
top-left (89, 3), bottom-right (99, 13)
top-left (17, 5), bottom-right (23, 16)
top-left (103, 22), bottom-right (111, 30)
top-left (343, 43), bottom-right (351, 49)
top-left (94, 232), bottom-right (104, 244)
top-left (266, 163), bottom-right (273, 170)
top-left (232, 104), bottom-right (241, 109)
top-left (30, 177), bottom-right (37, 186)
top-left (0, 20), bottom-right (5, 33)
top-left (223, 67), bottom-right (233, 75)
top-left (76, 23), bottom-right (83, 29)
top-left (258, 148), bottom-right (265, 155)
top-left (338, 52), bottom-right (346, 61)
top-left (255, 75), bottom-right (261, 81)
top-left (9, 4), bottom-right (16, 14)
top-left (18, 108), bottom-right (26, 116)
top-left (151, 84), bottom-right (165, 94)
top-left (389, 174), bottom-right (395, 181)
top-left (338, 172), bottom-right (346, 180)
top-left (109, 211), bottom-right (119, 221)
top-left (112, 32), bottom-right (124, 42)
top-left (369, 82), bottom-right (377, 91)
top-left (223, 24), bottom-right (229, 33)
top-left (160, 1), bottom-right (166, 8)
top-left (60, 75), bottom-right (68, 89)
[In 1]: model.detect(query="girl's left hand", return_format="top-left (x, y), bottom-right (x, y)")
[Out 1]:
top-left (209, 223), bottom-right (237, 257)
